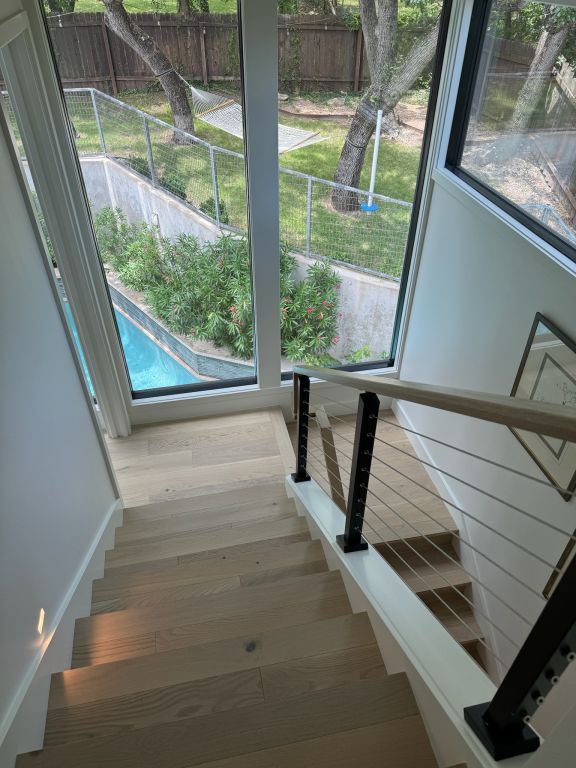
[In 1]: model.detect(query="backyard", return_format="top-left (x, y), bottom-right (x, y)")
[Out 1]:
top-left (67, 85), bottom-right (421, 277)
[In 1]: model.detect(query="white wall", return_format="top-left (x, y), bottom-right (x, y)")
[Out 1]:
top-left (398, 173), bottom-right (576, 733)
top-left (0, 109), bottom-right (119, 763)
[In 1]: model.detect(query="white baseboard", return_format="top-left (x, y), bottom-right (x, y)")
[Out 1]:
top-left (0, 498), bottom-right (123, 768)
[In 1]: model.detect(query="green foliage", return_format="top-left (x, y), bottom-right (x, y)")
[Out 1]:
top-left (160, 168), bottom-right (188, 200)
top-left (199, 196), bottom-right (230, 225)
top-left (281, 261), bottom-right (340, 363)
top-left (345, 345), bottom-right (389, 363)
top-left (341, 7), bottom-right (360, 31)
top-left (126, 154), bottom-right (152, 178)
top-left (94, 208), bottom-right (340, 362)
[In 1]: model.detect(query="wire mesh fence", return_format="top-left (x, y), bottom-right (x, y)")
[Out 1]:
top-left (65, 88), bottom-right (413, 280)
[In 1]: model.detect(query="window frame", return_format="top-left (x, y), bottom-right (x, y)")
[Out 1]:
top-left (445, 0), bottom-right (576, 264)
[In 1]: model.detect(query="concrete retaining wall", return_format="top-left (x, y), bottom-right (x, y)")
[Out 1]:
top-left (81, 156), bottom-right (399, 360)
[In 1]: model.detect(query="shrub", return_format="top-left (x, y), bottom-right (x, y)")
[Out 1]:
top-left (126, 155), bottom-right (151, 179)
top-left (93, 207), bottom-right (340, 364)
top-left (199, 196), bottom-right (231, 226)
top-left (160, 169), bottom-right (188, 200)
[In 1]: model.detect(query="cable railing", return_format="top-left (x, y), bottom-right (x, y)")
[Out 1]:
top-left (291, 365), bottom-right (576, 761)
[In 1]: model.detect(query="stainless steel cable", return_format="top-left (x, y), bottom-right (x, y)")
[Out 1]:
top-left (371, 432), bottom-right (574, 538)
top-left (305, 416), bottom-right (567, 571)
top-left (304, 431), bottom-right (543, 622)
top-left (366, 450), bottom-right (566, 572)
top-left (312, 391), bottom-right (573, 498)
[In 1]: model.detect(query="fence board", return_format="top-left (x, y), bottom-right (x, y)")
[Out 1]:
top-left (43, 12), bottom-right (369, 93)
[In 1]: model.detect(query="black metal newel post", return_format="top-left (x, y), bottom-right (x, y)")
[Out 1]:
top-left (465, 550), bottom-right (576, 760)
top-left (291, 374), bottom-right (311, 483)
top-left (337, 391), bottom-right (380, 553)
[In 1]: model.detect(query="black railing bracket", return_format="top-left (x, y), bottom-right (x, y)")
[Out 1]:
top-left (337, 391), bottom-right (380, 554)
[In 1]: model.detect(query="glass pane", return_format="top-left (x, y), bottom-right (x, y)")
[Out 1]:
top-left (275, 2), bottom-right (444, 370)
top-left (0, 85), bottom-right (95, 397)
top-left (460, 0), bottom-right (576, 247)
top-left (42, 6), bottom-right (255, 394)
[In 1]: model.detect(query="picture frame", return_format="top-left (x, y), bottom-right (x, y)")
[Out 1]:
top-left (510, 313), bottom-right (576, 502)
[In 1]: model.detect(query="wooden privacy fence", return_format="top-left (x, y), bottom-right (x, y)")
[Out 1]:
top-left (43, 12), bottom-right (370, 94)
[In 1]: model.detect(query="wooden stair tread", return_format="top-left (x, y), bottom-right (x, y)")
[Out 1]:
top-left (47, 620), bottom-right (384, 746)
top-left (18, 676), bottom-right (418, 768)
top-left (105, 516), bottom-right (310, 569)
top-left (122, 481), bottom-right (288, 523)
top-left (52, 613), bottom-right (377, 710)
top-left (375, 536), bottom-right (470, 595)
top-left (115, 497), bottom-right (297, 546)
top-left (73, 594), bottom-right (352, 668)
top-left (93, 539), bottom-right (326, 600)
top-left (76, 570), bottom-right (346, 645)
top-left (173, 719), bottom-right (438, 768)
top-left (92, 561), bottom-right (329, 614)
top-left (102, 532), bottom-right (312, 578)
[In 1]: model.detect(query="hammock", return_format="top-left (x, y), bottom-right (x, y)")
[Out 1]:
top-left (181, 79), bottom-right (325, 154)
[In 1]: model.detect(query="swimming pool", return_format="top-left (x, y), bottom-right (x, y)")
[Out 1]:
top-left (64, 303), bottom-right (200, 393)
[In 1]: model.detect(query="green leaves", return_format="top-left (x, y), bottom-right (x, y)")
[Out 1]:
top-left (94, 207), bottom-right (340, 363)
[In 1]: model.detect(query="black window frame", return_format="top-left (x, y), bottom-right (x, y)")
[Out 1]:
top-left (445, 0), bottom-right (576, 265)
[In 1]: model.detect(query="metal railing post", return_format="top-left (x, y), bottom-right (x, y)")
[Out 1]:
top-left (291, 374), bottom-right (311, 483)
top-left (465, 550), bottom-right (576, 760)
top-left (210, 146), bottom-right (221, 227)
top-left (305, 176), bottom-right (312, 258)
top-left (337, 391), bottom-right (380, 553)
top-left (91, 89), bottom-right (106, 155)
top-left (143, 116), bottom-right (156, 186)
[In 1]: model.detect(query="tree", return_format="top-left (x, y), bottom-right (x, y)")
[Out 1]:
top-left (177, 0), bottom-right (209, 15)
top-left (101, 0), bottom-right (194, 136)
top-left (332, 0), bottom-right (440, 210)
top-left (509, 7), bottom-right (576, 133)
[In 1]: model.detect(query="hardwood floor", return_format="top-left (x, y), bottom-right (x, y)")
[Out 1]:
top-left (18, 408), bottom-right (440, 768)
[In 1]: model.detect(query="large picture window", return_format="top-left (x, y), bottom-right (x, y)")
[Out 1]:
top-left (447, 0), bottom-right (576, 258)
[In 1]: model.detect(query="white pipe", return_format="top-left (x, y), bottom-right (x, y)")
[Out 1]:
top-left (367, 108), bottom-right (383, 207)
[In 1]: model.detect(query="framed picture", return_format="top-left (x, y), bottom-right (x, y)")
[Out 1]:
top-left (510, 313), bottom-right (576, 502)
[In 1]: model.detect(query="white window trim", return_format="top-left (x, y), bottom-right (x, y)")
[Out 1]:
top-left (2, 1), bottom-right (132, 437)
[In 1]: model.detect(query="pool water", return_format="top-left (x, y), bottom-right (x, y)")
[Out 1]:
top-left (64, 303), bottom-right (200, 393)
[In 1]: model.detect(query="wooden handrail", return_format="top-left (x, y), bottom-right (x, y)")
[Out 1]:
top-left (293, 365), bottom-right (576, 442)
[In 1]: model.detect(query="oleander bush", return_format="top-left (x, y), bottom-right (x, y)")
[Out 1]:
top-left (94, 207), bottom-right (339, 362)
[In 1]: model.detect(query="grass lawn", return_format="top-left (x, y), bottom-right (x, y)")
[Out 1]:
top-left (67, 87), bottom-right (420, 276)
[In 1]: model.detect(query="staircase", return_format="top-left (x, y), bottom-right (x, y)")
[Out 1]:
top-left (18, 481), bottom-right (442, 766)
top-left (291, 409), bottom-right (487, 672)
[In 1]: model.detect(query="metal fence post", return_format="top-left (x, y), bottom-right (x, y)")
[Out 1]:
top-left (210, 146), bottom-right (221, 227)
top-left (91, 89), bottom-right (106, 155)
top-left (143, 116), bottom-right (157, 186)
top-left (337, 391), bottom-right (380, 553)
top-left (291, 374), bottom-right (311, 483)
top-left (305, 176), bottom-right (312, 258)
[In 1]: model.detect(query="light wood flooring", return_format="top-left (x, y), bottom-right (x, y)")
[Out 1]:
top-left (18, 408), bottom-right (448, 767)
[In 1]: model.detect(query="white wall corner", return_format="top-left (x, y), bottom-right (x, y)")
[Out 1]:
top-left (0, 498), bottom-right (123, 768)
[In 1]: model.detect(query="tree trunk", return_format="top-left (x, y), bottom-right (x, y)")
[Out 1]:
top-left (332, 16), bottom-right (440, 211)
top-left (101, 0), bottom-right (194, 138)
top-left (509, 26), bottom-right (570, 134)
top-left (177, 0), bottom-right (192, 16)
